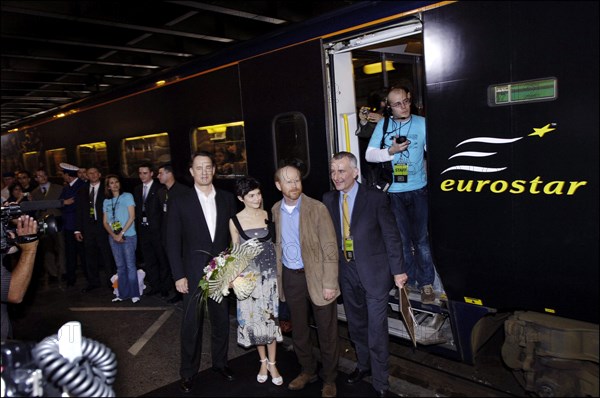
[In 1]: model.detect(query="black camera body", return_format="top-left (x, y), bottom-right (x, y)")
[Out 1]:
top-left (395, 136), bottom-right (407, 144)
top-left (0, 340), bottom-right (61, 397)
top-left (1, 201), bottom-right (62, 254)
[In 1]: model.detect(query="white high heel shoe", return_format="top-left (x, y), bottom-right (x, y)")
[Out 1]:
top-left (268, 361), bottom-right (283, 386)
top-left (257, 358), bottom-right (268, 383)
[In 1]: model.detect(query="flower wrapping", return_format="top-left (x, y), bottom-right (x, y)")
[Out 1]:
top-left (232, 271), bottom-right (259, 301)
top-left (198, 238), bottom-right (263, 303)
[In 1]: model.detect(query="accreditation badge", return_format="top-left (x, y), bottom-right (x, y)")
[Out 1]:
top-left (344, 237), bottom-right (354, 261)
top-left (393, 163), bottom-right (408, 183)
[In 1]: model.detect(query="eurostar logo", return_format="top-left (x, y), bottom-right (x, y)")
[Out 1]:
top-left (439, 123), bottom-right (588, 196)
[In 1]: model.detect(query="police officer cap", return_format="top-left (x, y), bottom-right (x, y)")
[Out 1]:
top-left (60, 162), bottom-right (79, 177)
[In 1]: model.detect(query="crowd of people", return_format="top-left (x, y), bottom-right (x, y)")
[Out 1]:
top-left (1, 163), bottom-right (182, 307)
top-left (1, 82), bottom-right (439, 398)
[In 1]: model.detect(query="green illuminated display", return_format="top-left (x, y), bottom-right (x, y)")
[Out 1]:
top-left (490, 78), bottom-right (557, 106)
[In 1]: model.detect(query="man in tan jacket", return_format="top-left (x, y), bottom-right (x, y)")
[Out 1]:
top-left (272, 160), bottom-right (340, 397)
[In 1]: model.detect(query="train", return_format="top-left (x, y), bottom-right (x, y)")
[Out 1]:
top-left (2, 1), bottom-right (598, 396)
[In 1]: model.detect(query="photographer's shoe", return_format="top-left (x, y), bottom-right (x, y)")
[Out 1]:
top-left (421, 284), bottom-right (436, 304)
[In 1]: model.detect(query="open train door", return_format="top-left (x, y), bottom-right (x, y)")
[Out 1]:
top-left (324, 19), bottom-right (443, 348)
top-left (323, 20), bottom-right (424, 184)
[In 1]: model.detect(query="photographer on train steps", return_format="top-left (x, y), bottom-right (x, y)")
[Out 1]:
top-left (365, 83), bottom-right (437, 304)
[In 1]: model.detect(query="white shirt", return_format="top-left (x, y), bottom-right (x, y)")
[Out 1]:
top-left (142, 180), bottom-right (154, 200)
top-left (194, 185), bottom-right (217, 241)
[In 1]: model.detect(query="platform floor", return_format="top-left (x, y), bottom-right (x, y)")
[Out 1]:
top-left (7, 272), bottom-right (436, 397)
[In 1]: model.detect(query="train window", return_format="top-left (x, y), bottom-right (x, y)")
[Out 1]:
top-left (77, 141), bottom-right (109, 175)
top-left (23, 151), bottom-right (40, 174)
top-left (190, 121), bottom-right (247, 179)
top-left (45, 148), bottom-right (68, 177)
top-left (272, 112), bottom-right (310, 177)
top-left (121, 133), bottom-right (171, 178)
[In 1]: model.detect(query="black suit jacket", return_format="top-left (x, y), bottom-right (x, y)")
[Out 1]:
top-left (322, 182), bottom-right (405, 296)
top-left (158, 182), bottom-right (192, 247)
top-left (166, 186), bottom-right (236, 286)
top-left (75, 182), bottom-right (108, 233)
top-left (133, 180), bottom-right (165, 233)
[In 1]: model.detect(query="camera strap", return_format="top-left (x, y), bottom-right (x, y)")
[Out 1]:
top-left (379, 117), bottom-right (391, 150)
top-left (17, 234), bottom-right (39, 244)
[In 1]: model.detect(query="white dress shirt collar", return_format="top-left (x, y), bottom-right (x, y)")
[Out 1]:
top-left (194, 185), bottom-right (217, 241)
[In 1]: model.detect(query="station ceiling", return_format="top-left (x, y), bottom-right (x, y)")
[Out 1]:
top-left (1, 1), bottom-right (361, 132)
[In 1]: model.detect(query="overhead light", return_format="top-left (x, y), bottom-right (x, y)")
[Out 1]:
top-left (363, 61), bottom-right (395, 75)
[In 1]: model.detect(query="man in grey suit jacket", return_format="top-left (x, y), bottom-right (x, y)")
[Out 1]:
top-left (166, 152), bottom-right (237, 393)
top-left (322, 152), bottom-right (407, 398)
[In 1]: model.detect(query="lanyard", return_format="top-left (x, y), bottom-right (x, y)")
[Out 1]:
top-left (111, 195), bottom-right (121, 222)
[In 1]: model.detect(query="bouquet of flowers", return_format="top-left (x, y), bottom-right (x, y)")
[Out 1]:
top-left (198, 238), bottom-right (263, 303)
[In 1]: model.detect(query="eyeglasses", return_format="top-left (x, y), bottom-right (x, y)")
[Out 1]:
top-left (389, 98), bottom-right (411, 108)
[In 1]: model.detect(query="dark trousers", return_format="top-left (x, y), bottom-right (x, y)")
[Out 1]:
top-left (180, 287), bottom-right (230, 379)
top-left (64, 230), bottom-right (85, 285)
top-left (38, 232), bottom-right (65, 278)
top-left (139, 226), bottom-right (173, 294)
top-left (282, 266), bottom-right (339, 383)
top-left (339, 259), bottom-right (390, 391)
top-left (83, 221), bottom-right (115, 287)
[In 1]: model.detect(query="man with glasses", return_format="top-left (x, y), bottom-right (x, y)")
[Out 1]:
top-left (365, 84), bottom-right (437, 304)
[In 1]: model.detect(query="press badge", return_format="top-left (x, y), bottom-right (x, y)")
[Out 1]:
top-left (393, 163), bottom-right (408, 183)
top-left (344, 237), bottom-right (354, 261)
top-left (163, 202), bottom-right (168, 213)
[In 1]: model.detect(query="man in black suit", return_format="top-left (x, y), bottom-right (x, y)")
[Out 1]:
top-left (322, 152), bottom-right (408, 398)
top-left (166, 152), bottom-right (237, 393)
top-left (157, 163), bottom-right (188, 303)
top-left (134, 163), bottom-right (170, 297)
top-left (75, 166), bottom-right (115, 292)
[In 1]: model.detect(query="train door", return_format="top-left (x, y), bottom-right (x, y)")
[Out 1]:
top-left (239, 40), bottom-right (332, 205)
top-left (324, 20), bottom-right (425, 183)
top-left (323, 19), bottom-right (458, 354)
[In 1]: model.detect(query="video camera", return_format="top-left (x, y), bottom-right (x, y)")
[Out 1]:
top-left (1, 200), bottom-right (63, 254)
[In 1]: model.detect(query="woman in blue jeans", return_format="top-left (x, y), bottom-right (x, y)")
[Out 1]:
top-left (102, 174), bottom-right (140, 303)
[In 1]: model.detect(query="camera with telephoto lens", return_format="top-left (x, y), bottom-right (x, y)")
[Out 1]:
top-left (1, 201), bottom-right (62, 254)
top-left (395, 136), bottom-right (407, 144)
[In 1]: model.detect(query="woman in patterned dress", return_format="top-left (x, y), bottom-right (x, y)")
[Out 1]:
top-left (229, 177), bottom-right (283, 385)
